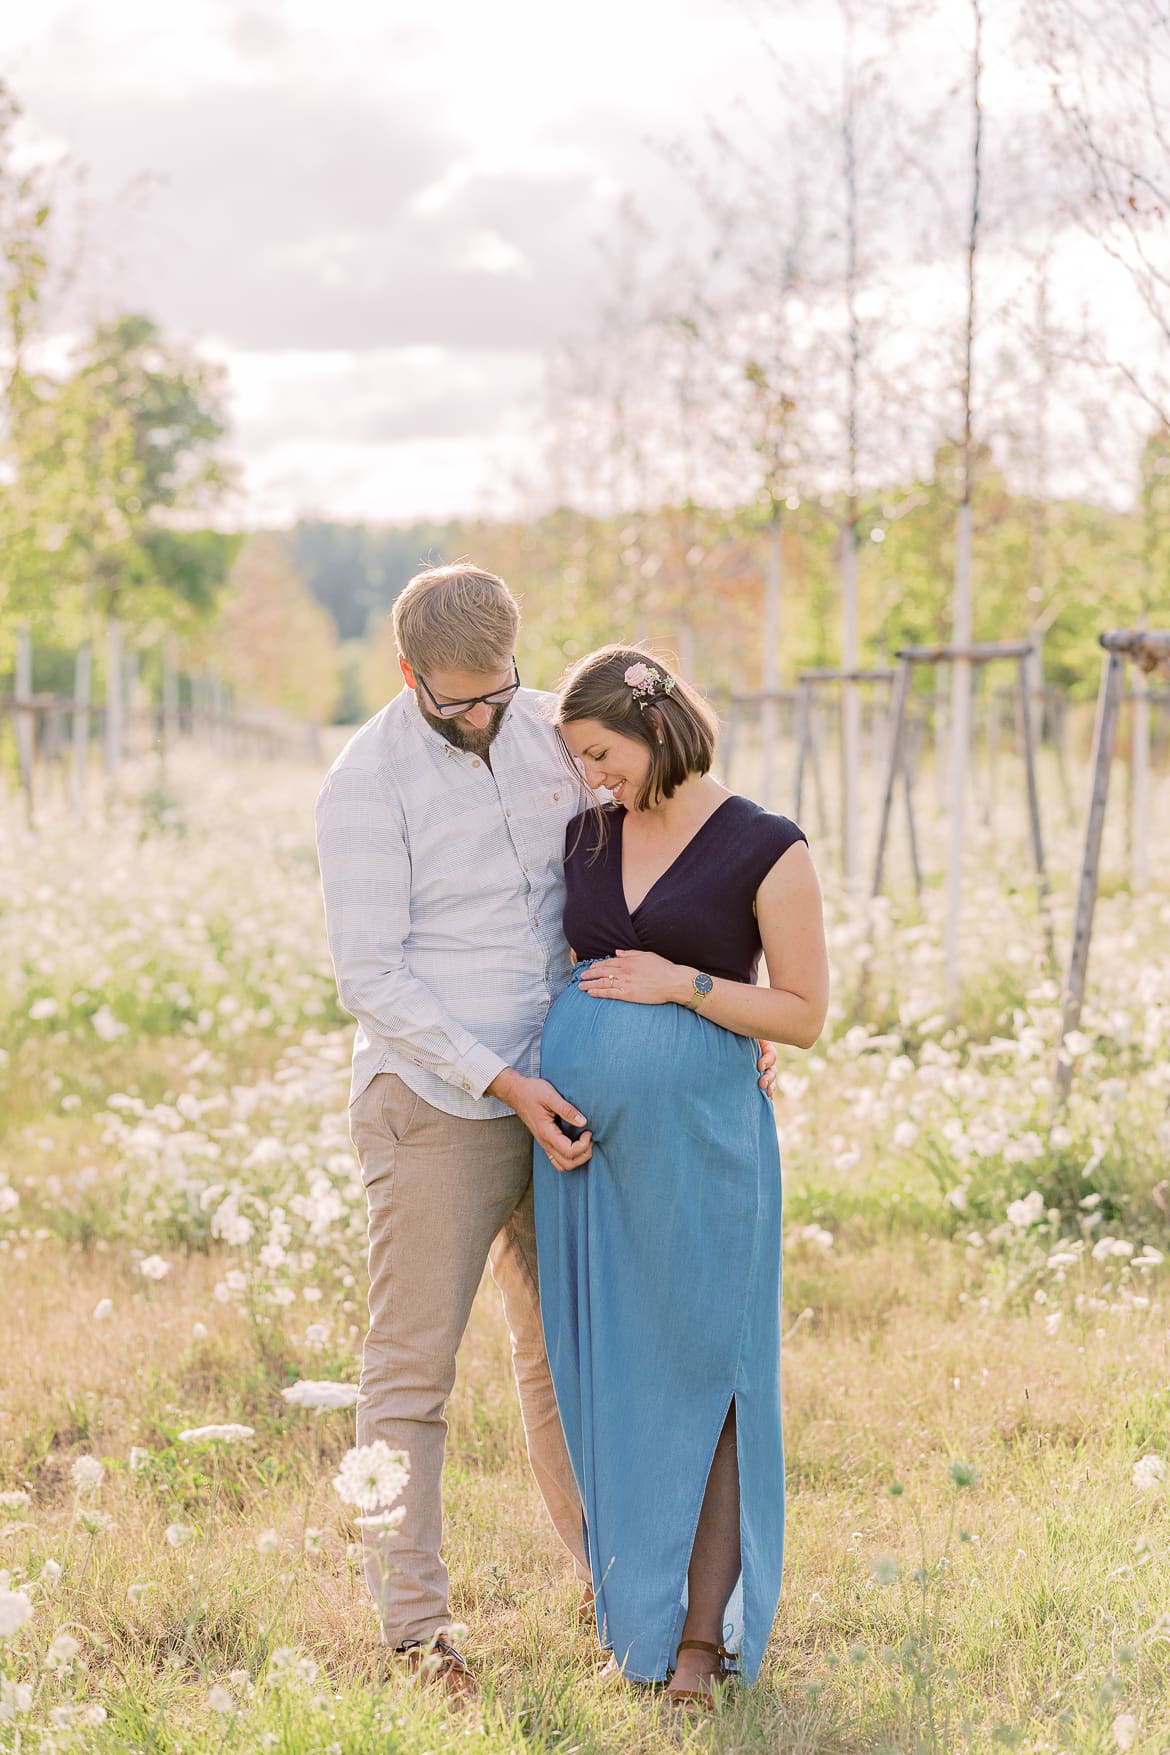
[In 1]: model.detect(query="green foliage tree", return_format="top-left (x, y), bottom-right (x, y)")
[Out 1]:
top-left (207, 534), bottom-right (339, 721)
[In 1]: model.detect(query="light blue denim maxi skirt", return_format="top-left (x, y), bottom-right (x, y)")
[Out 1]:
top-left (533, 961), bottom-right (785, 1684)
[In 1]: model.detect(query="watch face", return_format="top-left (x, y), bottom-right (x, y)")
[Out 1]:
top-left (694, 972), bottom-right (714, 995)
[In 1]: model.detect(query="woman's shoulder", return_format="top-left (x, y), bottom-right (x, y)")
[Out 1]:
top-left (564, 801), bottom-right (620, 861)
top-left (723, 792), bottom-right (808, 854)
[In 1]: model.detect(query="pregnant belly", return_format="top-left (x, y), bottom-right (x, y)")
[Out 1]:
top-left (540, 970), bottom-right (759, 1151)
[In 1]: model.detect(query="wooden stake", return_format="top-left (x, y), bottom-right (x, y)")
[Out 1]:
top-left (72, 643), bottom-right (92, 812)
top-left (872, 658), bottom-right (912, 897)
top-left (1054, 647), bottom-right (1125, 1111)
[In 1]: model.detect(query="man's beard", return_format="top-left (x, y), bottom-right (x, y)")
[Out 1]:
top-left (420, 699), bottom-right (510, 756)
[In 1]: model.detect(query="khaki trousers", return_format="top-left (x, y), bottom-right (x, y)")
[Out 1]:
top-left (348, 1072), bottom-right (588, 1646)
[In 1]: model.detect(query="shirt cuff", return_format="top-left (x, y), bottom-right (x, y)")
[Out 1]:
top-left (451, 1041), bottom-right (510, 1102)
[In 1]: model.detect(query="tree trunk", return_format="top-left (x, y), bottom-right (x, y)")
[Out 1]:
top-left (1131, 667), bottom-right (1150, 892)
top-left (840, 527), bottom-right (861, 886)
top-left (104, 617), bottom-right (124, 798)
top-left (944, 507), bottom-right (974, 1013)
top-left (14, 620), bottom-right (34, 822)
top-left (760, 511), bottom-right (782, 808)
top-left (72, 642), bottom-right (92, 812)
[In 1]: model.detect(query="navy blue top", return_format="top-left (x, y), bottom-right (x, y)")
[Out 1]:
top-left (562, 795), bottom-right (808, 985)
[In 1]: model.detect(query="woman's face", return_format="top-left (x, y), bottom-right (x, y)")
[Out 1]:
top-left (558, 717), bottom-right (652, 807)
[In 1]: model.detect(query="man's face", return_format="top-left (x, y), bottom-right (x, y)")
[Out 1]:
top-left (402, 656), bottom-right (516, 757)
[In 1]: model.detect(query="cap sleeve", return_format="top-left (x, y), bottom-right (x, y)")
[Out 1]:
top-left (747, 810), bottom-right (807, 889)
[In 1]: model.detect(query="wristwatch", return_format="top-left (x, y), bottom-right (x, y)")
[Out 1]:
top-left (684, 971), bottom-right (714, 1011)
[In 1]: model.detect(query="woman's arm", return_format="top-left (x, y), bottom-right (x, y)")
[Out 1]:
top-left (576, 843), bottom-right (829, 1049)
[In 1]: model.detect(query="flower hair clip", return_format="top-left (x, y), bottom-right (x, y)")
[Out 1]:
top-left (623, 662), bottom-right (675, 709)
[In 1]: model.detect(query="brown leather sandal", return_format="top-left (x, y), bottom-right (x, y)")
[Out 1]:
top-left (665, 1638), bottom-right (738, 1710)
top-left (396, 1636), bottom-right (477, 1701)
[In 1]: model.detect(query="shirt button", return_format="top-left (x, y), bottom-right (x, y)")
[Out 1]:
top-left (472, 759), bottom-right (481, 768)
top-left (505, 807), bottom-right (512, 817)
top-left (553, 791), bottom-right (560, 801)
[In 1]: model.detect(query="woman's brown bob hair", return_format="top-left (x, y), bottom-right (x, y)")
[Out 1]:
top-left (555, 644), bottom-right (719, 814)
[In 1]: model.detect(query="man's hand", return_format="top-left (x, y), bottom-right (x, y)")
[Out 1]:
top-left (757, 1040), bottom-right (777, 1097)
top-left (487, 1068), bottom-right (593, 1173)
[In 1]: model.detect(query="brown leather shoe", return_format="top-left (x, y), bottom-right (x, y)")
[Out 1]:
top-left (395, 1636), bottom-right (478, 1703)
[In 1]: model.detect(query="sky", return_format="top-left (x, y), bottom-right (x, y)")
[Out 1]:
top-left (0, 0), bottom-right (1162, 526)
top-left (2, 0), bottom-right (764, 524)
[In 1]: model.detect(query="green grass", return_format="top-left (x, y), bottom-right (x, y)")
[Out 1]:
top-left (1, 752), bottom-right (1168, 1751)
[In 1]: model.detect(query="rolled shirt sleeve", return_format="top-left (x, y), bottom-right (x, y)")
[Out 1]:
top-left (316, 765), bottom-right (508, 1101)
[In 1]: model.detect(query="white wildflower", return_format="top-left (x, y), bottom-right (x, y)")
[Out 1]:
top-left (0, 1678), bottom-right (33, 1718)
top-left (70, 1455), bottom-right (103, 1491)
top-left (256, 1530), bottom-right (279, 1555)
top-left (138, 1255), bottom-right (170, 1281)
top-left (91, 1004), bottom-right (127, 1042)
top-left (0, 1589), bottom-right (34, 1636)
top-left (208, 1684), bottom-right (233, 1713)
top-left (45, 1631), bottom-right (80, 1669)
top-left (178, 1424), bottom-right (255, 1445)
top-left (1132, 1455), bottom-right (1166, 1491)
top-left (355, 1506), bottom-right (407, 1531)
top-left (165, 1523), bottom-right (195, 1547)
top-left (1006, 1191), bottom-right (1044, 1228)
top-left (281, 1381), bottom-right (360, 1412)
top-left (92, 1298), bottom-right (113, 1322)
top-left (1112, 1713), bottom-right (1139, 1750)
top-left (871, 1555), bottom-right (900, 1586)
top-left (0, 1491), bottom-right (30, 1513)
top-left (332, 1442), bottom-right (410, 1512)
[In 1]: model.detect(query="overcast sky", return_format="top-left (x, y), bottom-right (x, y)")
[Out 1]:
top-left (2, 0), bottom-right (763, 523)
top-left (1, 0), bottom-right (1160, 524)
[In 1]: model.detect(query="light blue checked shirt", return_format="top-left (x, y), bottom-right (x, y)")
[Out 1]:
top-left (315, 687), bottom-right (585, 1119)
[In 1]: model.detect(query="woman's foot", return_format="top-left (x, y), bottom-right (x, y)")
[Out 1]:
top-left (665, 1640), bottom-right (733, 1710)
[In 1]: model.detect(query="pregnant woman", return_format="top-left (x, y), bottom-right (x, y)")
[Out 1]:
top-left (533, 646), bottom-right (829, 1705)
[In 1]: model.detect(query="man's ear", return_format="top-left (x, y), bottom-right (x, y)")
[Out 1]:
top-left (399, 656), bottom-right (416, 691)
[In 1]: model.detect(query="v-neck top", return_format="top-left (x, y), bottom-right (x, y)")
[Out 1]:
top-left (561, 794), bottom-right (808, 985)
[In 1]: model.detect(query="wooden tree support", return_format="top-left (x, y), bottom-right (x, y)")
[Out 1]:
top-left (794, 668), bottom-right (897, 875)
top-left (1054, 628), bottom-right (1170, 1111)
top-left (872, 641), bottom-right (1045, 902)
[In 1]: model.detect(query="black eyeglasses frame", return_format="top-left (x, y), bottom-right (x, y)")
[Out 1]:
top-left (414, 659), bottom-right (521, 720)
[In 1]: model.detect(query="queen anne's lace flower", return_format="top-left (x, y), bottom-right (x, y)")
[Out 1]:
top-left (1133, 1454), bottom-right (1166, 1491)
top-left (178, 1425), bottom-right (255, 1444)
top-left (332, 1442), bottom-right (409, 1512)
top-left (0, 1589), bottom-right (34, 1637)
top-left (70, 1456), bottom-right (103, 1491)
top-left (281, 1381), bottom-right (360, 1411)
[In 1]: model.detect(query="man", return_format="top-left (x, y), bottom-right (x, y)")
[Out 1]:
top-left (315, 564), bottom-right (775, 1697)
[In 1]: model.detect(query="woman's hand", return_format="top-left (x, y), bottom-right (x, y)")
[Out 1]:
top-left (578, 949), bottom-right (692, 1006)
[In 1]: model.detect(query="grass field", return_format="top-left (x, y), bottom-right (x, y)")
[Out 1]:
top-left (1, 748), bottom-right (1168, 1754)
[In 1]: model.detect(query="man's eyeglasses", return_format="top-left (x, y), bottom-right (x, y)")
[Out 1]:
top-left (415, 660), bottom-right (521, 720)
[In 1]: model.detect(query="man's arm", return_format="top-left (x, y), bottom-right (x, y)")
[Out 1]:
top-left (315, 765), bottom-right (506, 1100)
